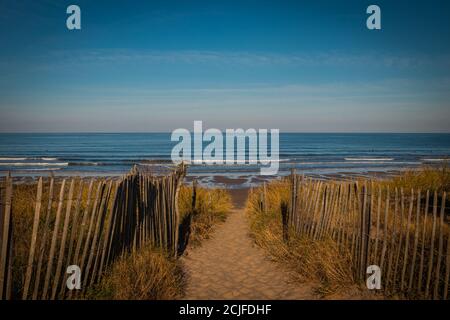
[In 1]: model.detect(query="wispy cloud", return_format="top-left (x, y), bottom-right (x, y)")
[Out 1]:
top-left (41, 49), bottom-right (450, 69)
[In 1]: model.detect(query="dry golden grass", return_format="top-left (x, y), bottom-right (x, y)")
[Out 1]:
top-left (178, 185), bottom-right (232, 247)
top-left (386, 166), bottom-right (450, 193)
top-left (357, 165), bottom-right (450, 193)
top-left (246, 181), bottom-right (354, 296)
top-left (246, 167), bottom-right (450, 298)
top-left (246, 167), bottom-right (449, 297)
top-left (85, 247), bottom-right (184, 300)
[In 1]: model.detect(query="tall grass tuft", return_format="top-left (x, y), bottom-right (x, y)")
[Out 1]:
top-left (178, 185), bottom-right (232, 247)
top-left (385, 165), bottom-right (450, 193)
top-left (85, 247), bottom-right (184, 300)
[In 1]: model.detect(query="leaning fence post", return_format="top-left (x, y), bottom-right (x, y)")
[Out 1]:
top-left (290, 169), bottom-right (297, 230)
top-left (444, 220), bottom-right (450, 300)
top-left (433, 192), bottom-right (446, 300)
top-left (425, 191), bottom-right (438, 298)
top-left (281, 201), bottom-right (289, 243)
top-left (263, 182), bottom-right (267, 215)
top-left (22, 177), bottom-right (43, 300)
top-left (192, 180), bottom-right (197, 214)
top-left (0, 175), bottom-right (13, 300)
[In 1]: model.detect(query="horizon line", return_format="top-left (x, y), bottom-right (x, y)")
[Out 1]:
top-left (1, 131), bottom-right (450, 134)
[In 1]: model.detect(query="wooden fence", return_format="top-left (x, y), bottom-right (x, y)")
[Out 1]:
top-left (0, 164), bottom-right (186, 300)
top-left (0, 175), bottom-right (13, 300)
top-left (269, 173), bottom-right (449, 299)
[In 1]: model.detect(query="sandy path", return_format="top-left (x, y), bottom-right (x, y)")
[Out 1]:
top-left (181, 209), bottom-right (316, 300)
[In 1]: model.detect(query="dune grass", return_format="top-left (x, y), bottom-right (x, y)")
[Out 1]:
top-left (383, 165), bottom-right (449, 192)
top-left (246, 167), bottom-right (449, 297)
top-left (246, 179), bottom-right (355, 296)
top-left (178, 184), bottom-right (233, 247)
top-left (84, 247), bottom-right (184, 300)
top-left (5, 178), bottom-right (232, 300)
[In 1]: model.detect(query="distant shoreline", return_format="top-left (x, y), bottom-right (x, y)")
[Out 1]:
top-left (0, 169), bottom-right (410, 189)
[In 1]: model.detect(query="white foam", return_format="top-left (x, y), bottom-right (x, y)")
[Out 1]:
top-left (0, 162), bottom-right (68, 166)
top-left (0, 157), bottom-right (59, 161)
top-left (345, 158), bottom-right (394, 161)
top-left (0, 157), bottom-right (27, 161)
top-left (181, 159), bottom-right (289, 165)
top-left (421, 158), bottom-right (447, 162)
top-left (21, 168), bottom-right (62, 171)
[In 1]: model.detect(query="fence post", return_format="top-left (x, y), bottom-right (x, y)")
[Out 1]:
top-left (0, 175), bottom-right (13, 300)
top-left (359, 183), bottom-right (367, 281)
top-left (433, 192), bottom-right (446, 300)
top-left (192, 180), bottom-right (197, 213)
top-left (33, 177), bottom-right (55, 300)
top-left (281, 201), bottom-right (289, 243)
top-left (22, 177), bottom-right (43, 299)
top-left (263, 182), bottom-right (267, 215)
top-left (290, 169), bottom-right (297, 231)
top-left (408, 189), bottom-right (421, 292)
top-left (400, 189), bottom-right (414, 292)
top-left (42, 179), bottom-right (66, 300)
top-left (425, 191), bottom-right (438, 298)
top-left (363, 184), bottom-right (372, 282)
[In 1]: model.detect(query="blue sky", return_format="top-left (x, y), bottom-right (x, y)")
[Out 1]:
top-left (0, 0), bottom-right (449, 132)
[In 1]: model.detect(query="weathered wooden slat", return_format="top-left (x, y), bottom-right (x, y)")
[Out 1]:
top-left (321, 183), bottom-right (334, 240)
top-left (89, 180), bottom-right (113, 286)
top-left (392, 188), bottom-right (405, 292)
top-left (341, 183), bottom-right (350, 251)
top-left (32, 177), bottom-right (54, 300)
top-left (400, 189), bottom-right (414, 292)
top-left (349, 184), bottom-right (357, 267)
top-left (99, 181), bottom-right (120, 278)
top-left (66, 180), bottom-right (83, 264)
top-left (328, 183), bottom-right (340, 238)
top-left (51, 179), bottom-right (75, 300)
top-left (307, 181), bottom-right (320, 237)
top-left (417, 190), bottom-right (429, 294)
top-left (408, 189), bottom-right (421, 291)
top-left (365, 182), bottom-right (374, 265)
top-left (42, 179), bottom-right (66, 299)
top-left (386, 187), bottom-right (398, 293)
top-left (309, 182), bottom-right (323, 239)
top-left (59, 179), bottom-right (84, 297)
top-left (373, 187), bottom-right (382, 265)
top-left (0, 180), bottom-right (4, 299)
top-left (106, 180), bottom-right (123, 267)
top-left (72, 179), bottom-right (94, 268)
top-left (433, 192), bottom-right (446, 300)
top-left (82, 181), bottom-right (106, 289)
top-left (354, 183), bottom-right (362, 279)
top-left (444, 223), bottom-right (450, 300)
top-left (359, 183), bottom-right (368, 280)
top-left (0, 176), bottom-right (13, 300)
top-left (425, 191), bottom-right (438, 298)
top-left (290, 171), bottom-right (297, 235)
top-left (314, 185), bottom-right (326, 240)
top-left (22, 177), bottom-right (43, 299)
top-left (380, 187), bottom-right (390, 284)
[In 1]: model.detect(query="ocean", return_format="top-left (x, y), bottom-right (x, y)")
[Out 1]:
top-left (0, 133), bottom-right (449, 183)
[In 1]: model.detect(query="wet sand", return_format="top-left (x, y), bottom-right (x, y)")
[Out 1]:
top-left (227, 188), bottom-right (249, 208)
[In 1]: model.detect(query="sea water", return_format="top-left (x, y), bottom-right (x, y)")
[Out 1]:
top-left (0, 133), bottom-right (449, 179)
